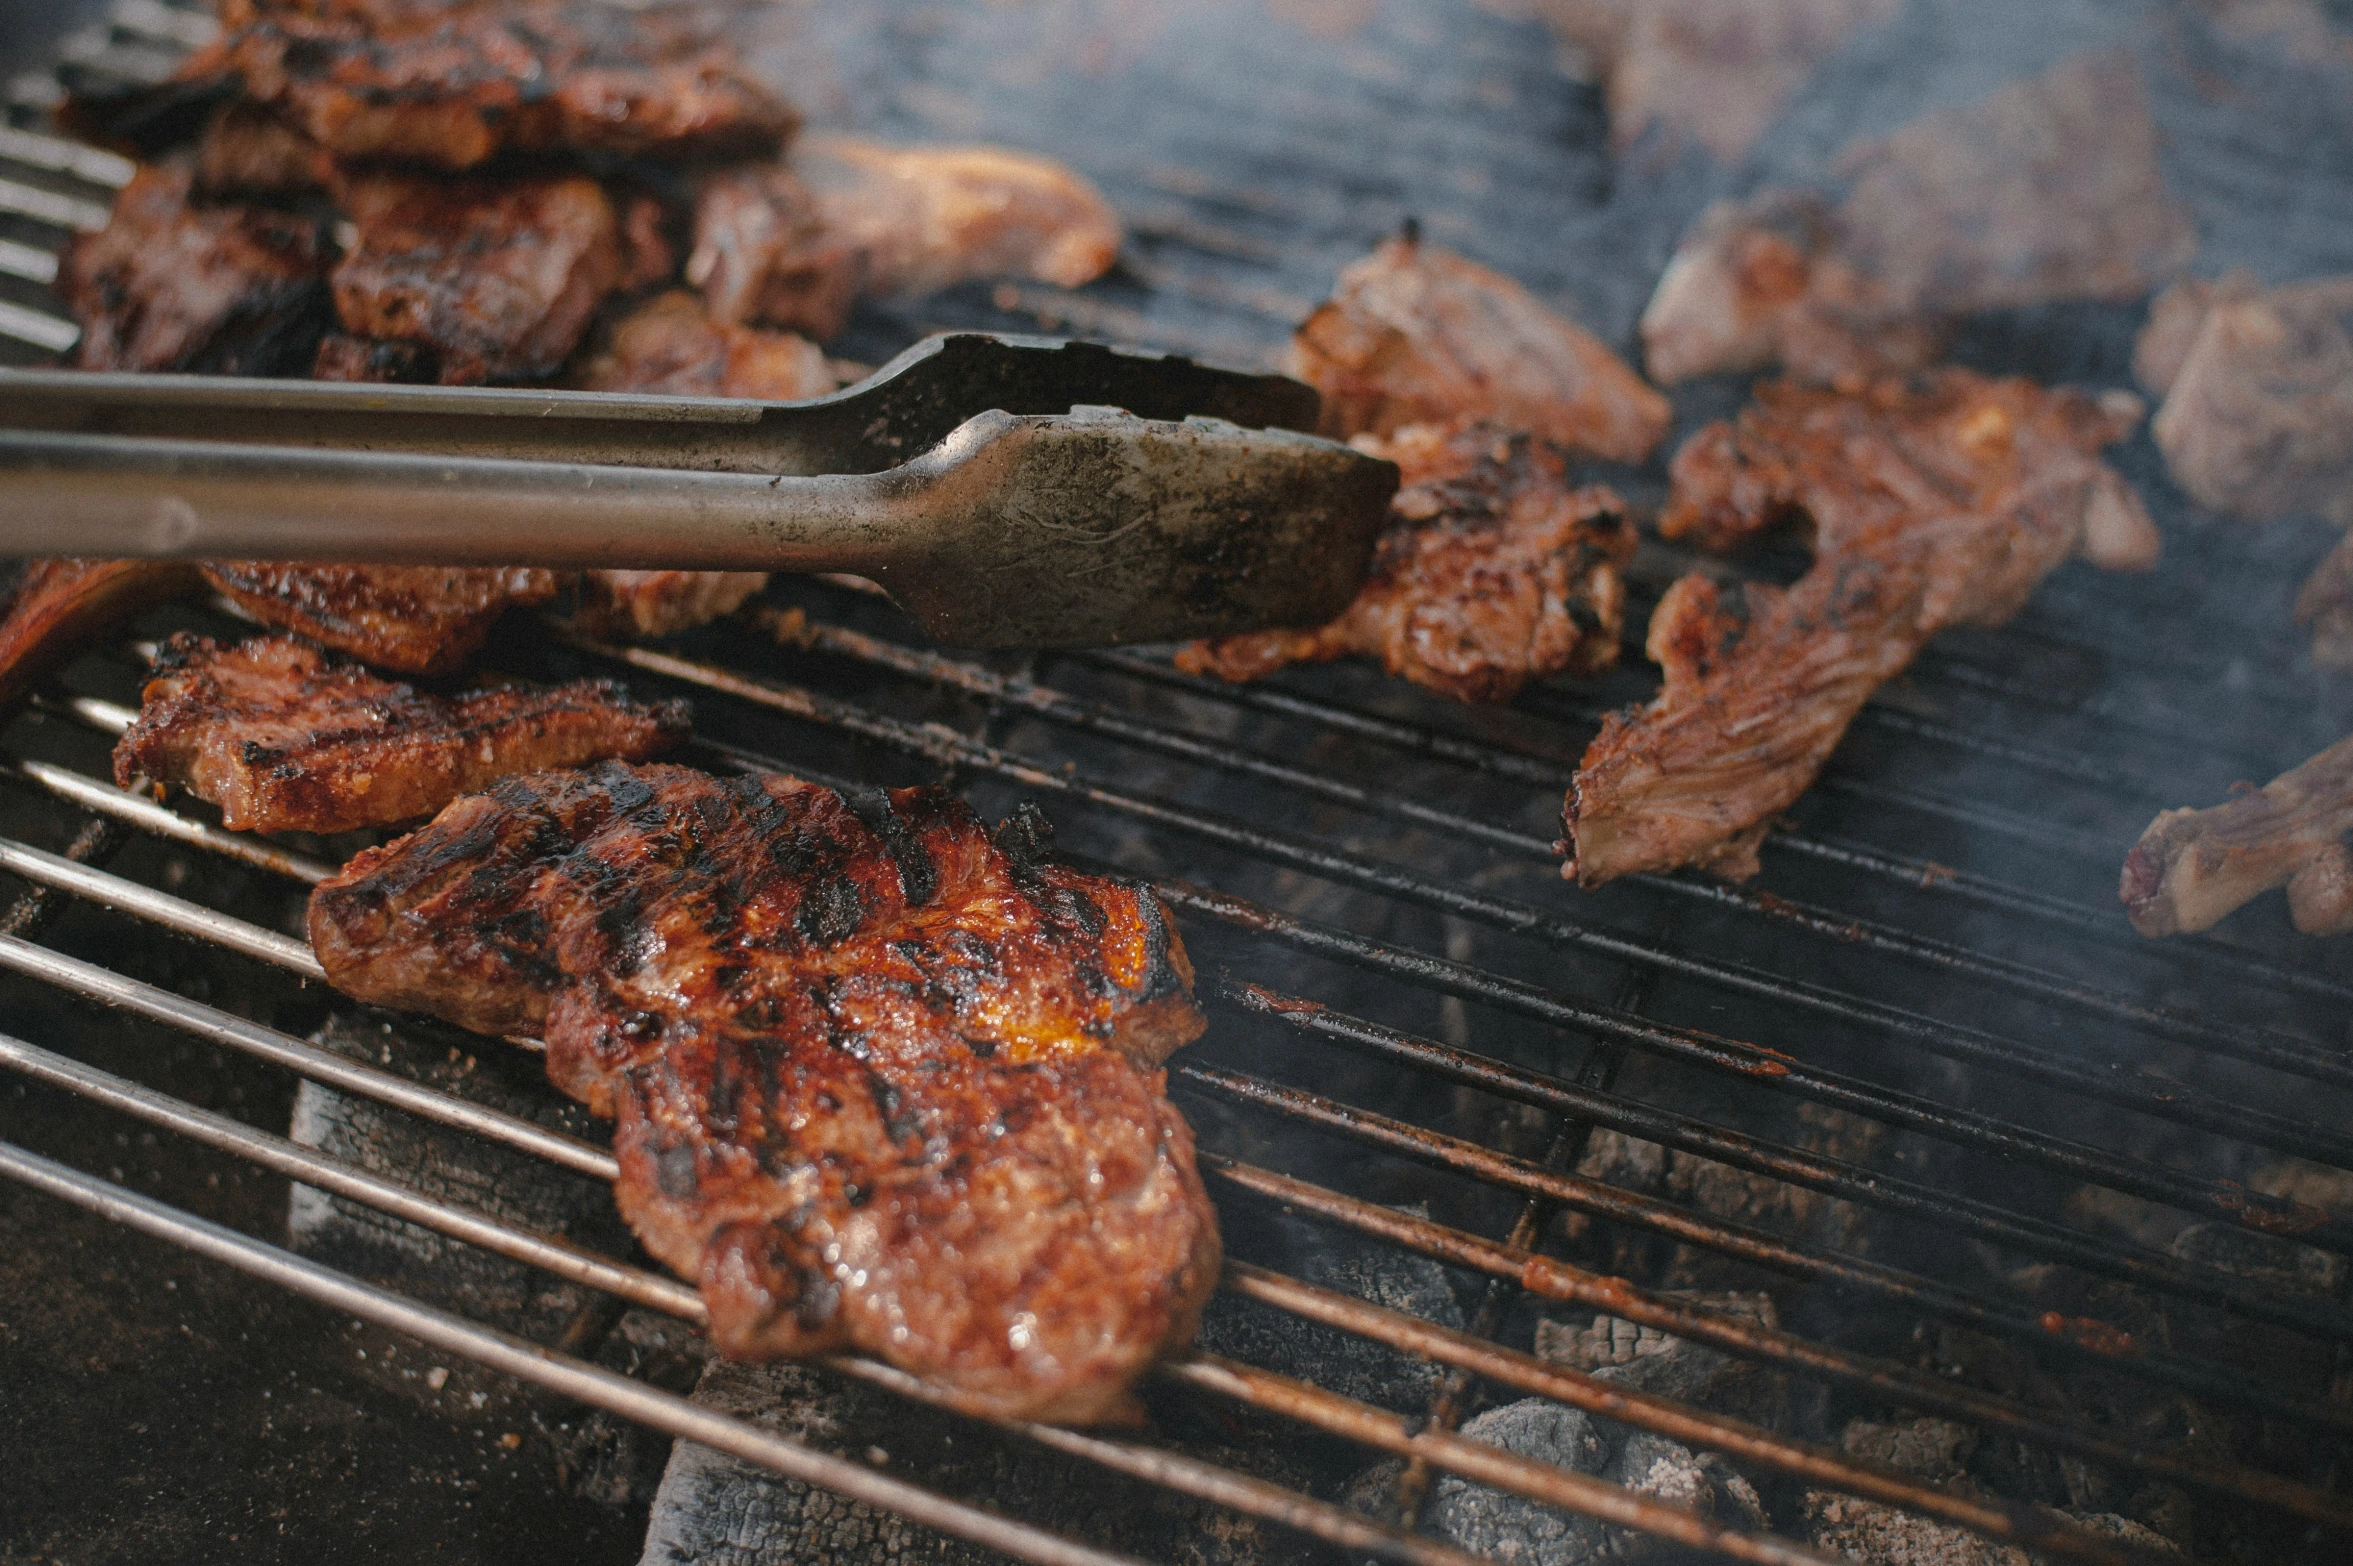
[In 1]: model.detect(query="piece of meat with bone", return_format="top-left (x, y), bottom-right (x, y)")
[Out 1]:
top-left (331, 173), bottom-right (623, 384)
top-left (1177, 421), bottom-right (1634, 702)
top-left (1641, 51), bottom-right (2196, 385)
top-left (565, 290), bottom-right (841, 639)
top-left (1532, 0), bottom-right (1898, 164)
top-left (114, 633), bottom-right (690, 835)
top-left (688, 137), bottom-right (1121, 341)
top-left (200, 563), bottom-right (560, 676)
top-left (308, 763), bottom-right (1219, 1421)
top-left (2122, 733), bottom-right (2353, 938)
top-left (1564, 370), bottom-right (2157, 886)
top-left (1290, 230), bottom-right (1670, 462)
top-left (175, 0), bottom-right (795, 172)
top-left (59, 164), bottom-right (330, 375)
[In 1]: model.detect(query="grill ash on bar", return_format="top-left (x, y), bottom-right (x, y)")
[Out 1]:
top-left (8, 4), bottom-right (2353, 1566)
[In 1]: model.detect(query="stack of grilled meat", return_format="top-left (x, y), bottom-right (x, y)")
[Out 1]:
top-left (2, 0), bottom-right (1218, 1422)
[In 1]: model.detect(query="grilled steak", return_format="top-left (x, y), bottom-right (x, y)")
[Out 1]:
top-left (309, 763), bottom-right (1219, 1420)
top-left (179, 0), bottom-right (794, 171)
top-left (193, 102), bottom-right (335, 199)
top-left (1535, 0), bottom-right (1897, 163)
top-left (565, 290), bottom-right (841, 639)
top-left (1289, 230), bottom-right (1670, 463)
top-left (201, 563), bottom-right (560, 676)
top-left (1565, 370), bottom-right (2156, 885)
top-left (2123, 733), bottom-right (2353, 938)
top-left (331, 173), bottom-right (624, 384)
top-left (59, 164), bottom-right (330, 375)
top-left (1177, 421), bottom-right (1633, 702)
top-left (2297, 534), bottom-right (2353, 672)
top-left (1641, 52), bottom-right (2195, 384)
top-left (114, 633), bottom-right (689, 834)
top-left (689, 137), bottom-right (1122, 340)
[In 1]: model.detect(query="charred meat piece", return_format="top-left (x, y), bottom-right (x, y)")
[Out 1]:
top-left (115, 633), bottom-right (689, 835)
top-left (1289, 230), bottom-right (1670, 463)
top-left (2140, 272), bottom-right (2353, 527)
top-left (1641, 52), bottom-right (2195, 384)
top-left (0, 559), bottom-right (204, 716)
top-left (1177, 422), bottom-right (1634, 702)
top-left (202, 563), bottom-right (559, 676)
top-left (332, 173), bottom-right (623, 384)
top-left (59, 164), bottom-right (330, 374)
top-left (1534, 0), bottom-right (1897, 163)
top-left (309, 763), bottom-right (1219, 1420)
top-left (689, 137), bottom-right (1122, 341)
top-left (567, 290), bottom-right (841, 638)
top-left (2123, 733), bottom-right (2353, 938)
top-left (1565, 371), bottom-right (2155, 886)
top-left (177, 0), bottom-right (794, 171)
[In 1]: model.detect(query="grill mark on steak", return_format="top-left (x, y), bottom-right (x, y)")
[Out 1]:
top-left (173, 0), bottom-right (795, 172)
top-left (1178, 421), bottom-right (1635, 702)
top-left (112, 632), bottom-right (690, 835)
top-left (201, 562), bottom-right (560, 676)
top-left (1565, 369), bottom-right (2158, 886)
top-left (308, 763), bottom-right (1217, 1420)
top-left (60, 164), bottom-right (331, 375)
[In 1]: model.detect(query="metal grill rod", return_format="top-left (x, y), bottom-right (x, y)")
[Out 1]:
top-left (0, 996), bottom-right (2162, 1566)
top-left (0, 1142), bottom-right (1154, 1566)
top-left (1202, 1159), bottom-right (2353, 1529)
top-left (1182, 1059), bottom-right (2353, 1400)
top-left (1216, 982), bottom-right (2353, 1369)
top-left (0, 1033), bottom-right (1498, 1566)
top-left (13, 742), bottom-right (2338, 1270)
top-left (9, 799), bottom-right (2343, 1504)
top-left (579, 644), bottom-right (2353, 1173)
top-left (768, 615), bottom-right (2353, 1079)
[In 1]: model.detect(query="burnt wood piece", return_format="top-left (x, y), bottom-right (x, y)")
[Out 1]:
top-left (309, 763), bottom-right (1220, 1422)
top-left (58, 164), bottom-right (330, 375)
top-left (2123, 732), bottom-right (2353, 938)
top-left (1179, 420), bottom-right (1633, 702)
top-left (1290, 231), bottom-right (1670, 463)
top-left (1565, 369), bottom-right (2157, 886)
top-left (114, 633), bottom-right (690, 834)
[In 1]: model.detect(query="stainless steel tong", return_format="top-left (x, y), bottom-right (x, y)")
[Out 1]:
top-left (0, 333), bottom-right (1398, 648)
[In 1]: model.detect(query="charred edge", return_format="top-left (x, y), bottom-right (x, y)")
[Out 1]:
top-left (844, 784), bottom-right (939, 906)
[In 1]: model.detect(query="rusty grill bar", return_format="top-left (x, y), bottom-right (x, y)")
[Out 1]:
top-left (5, 6), bottom-right (2353, 1564)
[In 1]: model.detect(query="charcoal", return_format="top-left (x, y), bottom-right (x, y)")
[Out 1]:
top-left (1534, 1290), bottom-right (1793, 1433)
top-left (283, 1013), bottom-right (634, 1428)
top-left (638, 1357), bottom-right (1320, 1565)
top-left (1838, 1417), bottom-right (1977, 1483)
top-left (1424, 1400), bottom-right (1765, 1565)
top-left (1200, 1203), bottom-right (1467, 1412)
top-left (1800, 1490), bottom-right (2028, 1566)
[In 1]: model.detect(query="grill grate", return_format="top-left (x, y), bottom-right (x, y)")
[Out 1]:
top-left (6, 4), bottom-right (2353, 1563)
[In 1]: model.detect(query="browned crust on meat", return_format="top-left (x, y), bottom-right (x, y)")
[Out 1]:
top-left (0, 558), bottom-right (205, 716)
top-left (1178, 421), bottom-right (1635, 702)
top-left (1288, 232), bottom-right (1670, 462)
top-left (308, 764), bottom-right (1219, 1420)
top-left (1566, 370), bottom-right (2155, 886)
top-left (2123, 733), bottom-right (2353, 938)
top-left (59, 164), bottom-right (330, 375)
top-left (687, 139), bottom-right (1121, 340)
top-left (187, 0), bottom-right (796, 172)
top-left (114, 633), bottom-right (690, 834)
top-left (332, 173), bottom-right (623, 384)
top-left (201, 563), bottom-right (559, 676)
